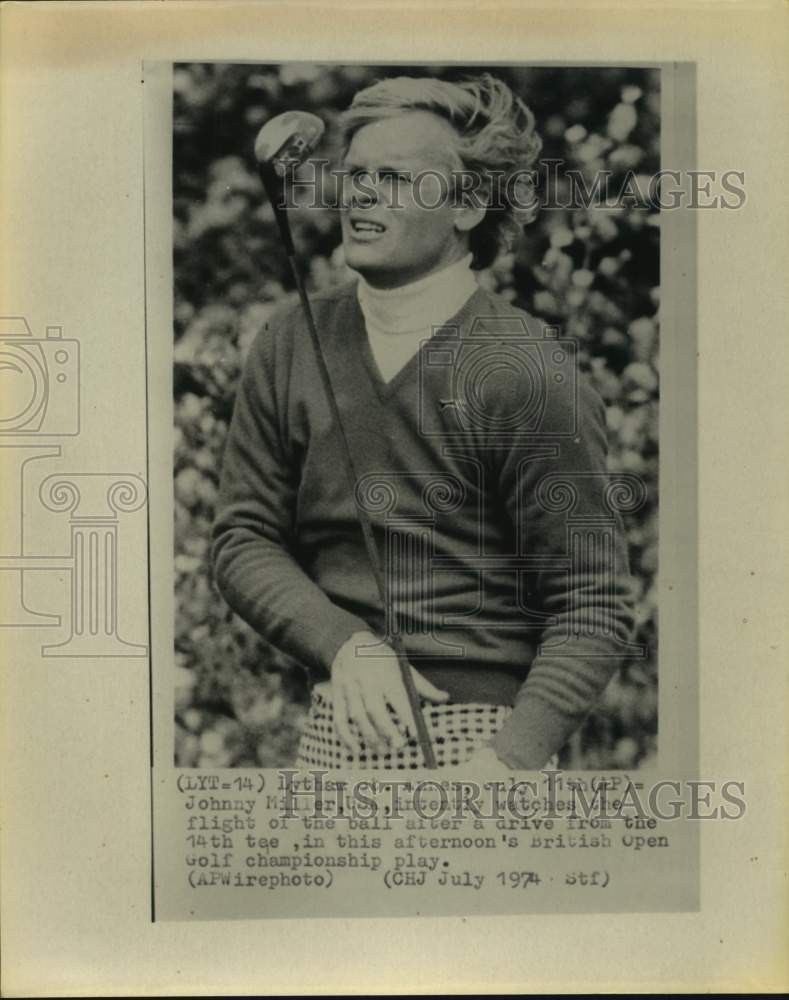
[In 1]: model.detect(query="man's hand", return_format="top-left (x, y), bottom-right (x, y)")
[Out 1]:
top-left (460, 745), bottom-right (513, 776)
top-left (330, 631), bottom-right (449, 753)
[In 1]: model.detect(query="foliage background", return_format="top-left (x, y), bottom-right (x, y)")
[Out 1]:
top-left (172, 63), bottom-right (660, 770)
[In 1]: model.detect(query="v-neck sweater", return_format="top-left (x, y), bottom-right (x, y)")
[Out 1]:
top-left (212, 281), bottom-right (636, 768)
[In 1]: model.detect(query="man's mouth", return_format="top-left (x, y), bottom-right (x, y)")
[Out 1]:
top-left (348, 217), bottom-right (387, 237)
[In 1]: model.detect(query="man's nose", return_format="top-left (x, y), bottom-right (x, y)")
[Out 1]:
top-left (346, 171), bottom-right (380, 209)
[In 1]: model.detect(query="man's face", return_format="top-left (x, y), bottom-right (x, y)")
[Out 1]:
top-left (340, 110), bottom-right (471, 289)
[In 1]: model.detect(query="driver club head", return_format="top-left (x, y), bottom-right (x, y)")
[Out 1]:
top-left (254, 111), bottom-right (326, 178)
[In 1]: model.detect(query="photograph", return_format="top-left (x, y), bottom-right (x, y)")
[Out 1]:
top-left (3, 1), bottom-right (786, 991)
top-left (172, 62), bottom-right (662, 773)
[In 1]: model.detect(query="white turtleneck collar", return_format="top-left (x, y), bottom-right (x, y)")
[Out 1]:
top-left (356, 253), bottom-right (478, 383)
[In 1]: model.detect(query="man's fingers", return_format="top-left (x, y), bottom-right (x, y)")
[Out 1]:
top-left (345, 685), bottom-right (382, 750)
top-left (332, 685), bottom-right (357, 753)
top-left (387, 688), bottom-right (417, 740)
top-left (331, 651), bottom-right (446, 756)
top-left (366, 693), bottom-right (405, 749)
top-left (411, 668), bottom-right (450, 703)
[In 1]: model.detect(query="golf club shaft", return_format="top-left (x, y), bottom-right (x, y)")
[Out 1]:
top-left (284, 255), bottom-right (438, 769)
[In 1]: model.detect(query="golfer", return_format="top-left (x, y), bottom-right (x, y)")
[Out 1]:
top-left (212, 74), bottom-right (636, 771)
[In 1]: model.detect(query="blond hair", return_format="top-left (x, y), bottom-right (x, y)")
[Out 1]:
top-left (339, 73), bottom-right (542, 269)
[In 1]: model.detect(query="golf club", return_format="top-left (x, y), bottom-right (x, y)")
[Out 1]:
top-left (253, 111), bottom-right (438, 769)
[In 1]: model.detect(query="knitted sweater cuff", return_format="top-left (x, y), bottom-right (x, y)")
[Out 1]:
top-left (490, 694), bottom-right (579, 770)
top-left (293, 599), bottom-right (369, 677)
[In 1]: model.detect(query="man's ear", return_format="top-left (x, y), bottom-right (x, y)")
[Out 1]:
top-left (454, 201), bottom-right (487, 234)
top-left (453, 176), bottom-right (490, 234)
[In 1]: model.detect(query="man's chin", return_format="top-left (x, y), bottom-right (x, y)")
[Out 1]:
top-left (343, 246), bottom-right (396, 281)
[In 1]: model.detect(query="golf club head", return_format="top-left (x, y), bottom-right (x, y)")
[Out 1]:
top-left (254, 111), bottom-right (326, 178)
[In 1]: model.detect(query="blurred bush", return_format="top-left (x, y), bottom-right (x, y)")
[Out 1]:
top-left (173, 63), bottom-right (660, 770)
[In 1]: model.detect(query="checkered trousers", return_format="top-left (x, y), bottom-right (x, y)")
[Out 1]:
top-left (295, 682), bottom-right (550, 770)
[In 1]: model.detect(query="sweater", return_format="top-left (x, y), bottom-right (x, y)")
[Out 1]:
top-left (211, 281), bottom-right (637, 768)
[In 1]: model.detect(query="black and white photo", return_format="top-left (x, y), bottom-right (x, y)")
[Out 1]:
top-left (173, 64), bottom-right (662, 775)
